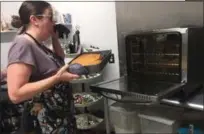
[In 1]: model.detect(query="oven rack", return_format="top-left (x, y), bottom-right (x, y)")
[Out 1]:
top-left (133, 71), bottom-right (179, 76)
top-left (131, 53), bottom-right (180, 56)
top-left (130, 43), bottom-right (180, 47)
top-left (132, 62), bottom-right (179, 67)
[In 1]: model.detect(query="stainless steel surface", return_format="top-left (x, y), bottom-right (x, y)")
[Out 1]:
top-left (161, 99), bottom-right (203, 111)
top-left (181, 29), bottom-right (188, 83)
top-left (157, 82), bottom-right (186, 98)
top-left (70, 73), bottom-right (102, 84)
top-left (91, 76), bottom-right (183, 102)
top-left (161, 92), bottom-right (204, 111)
top-left (124, 93), bottom-right (157, 102)
top-left (104, 98), bottom-right (111, 134)
top-left (91, 79), bottom-right (203, 111)
top-left (109, 102), bottom-right (141, 133)
top-left (91, 83), bottom-right (203, 134)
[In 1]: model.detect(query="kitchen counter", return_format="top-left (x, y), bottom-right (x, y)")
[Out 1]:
top-left (90, 77), bottom-right (203, 134)
top-left (161, 91), bottom-right (203, 111)
top-left (90, 76), bottom-right (203, 111)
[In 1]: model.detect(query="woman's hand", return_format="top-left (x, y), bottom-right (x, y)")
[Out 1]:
top-left (51, 29), bottom-right (59, 40)
top-left (55, 64), bottom-right (79, 82)
top-left (51, 28), bottom-right (65, 59)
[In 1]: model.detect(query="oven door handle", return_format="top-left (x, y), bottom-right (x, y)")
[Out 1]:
top-left (99, 91), bottom-right (156, 105)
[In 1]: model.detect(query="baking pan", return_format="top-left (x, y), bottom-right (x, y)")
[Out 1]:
top-left (68, 50), bottom-right (112, 74)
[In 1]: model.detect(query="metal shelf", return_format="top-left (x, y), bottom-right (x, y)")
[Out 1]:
top-left (75, 113), bottom-right (103, 130)
top-left (70, 73), bottom-right (103, 84)
top-left (73, 92), bottom-right (103, 108)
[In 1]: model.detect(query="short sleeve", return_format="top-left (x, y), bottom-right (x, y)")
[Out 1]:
top-left (8, 40), bottom-right (36, 69)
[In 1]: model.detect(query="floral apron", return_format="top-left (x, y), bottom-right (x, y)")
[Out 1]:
top-left (19, 33), bottom-right (77, 134)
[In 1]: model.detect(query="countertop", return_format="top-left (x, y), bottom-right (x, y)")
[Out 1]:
top-left (161, 90), bottom-right (203, 111)
top-left (90, 76), bottom-right (203, 111)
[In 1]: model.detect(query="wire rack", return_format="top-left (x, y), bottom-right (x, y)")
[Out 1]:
top-left (126, 33), bottom-right (182, 82)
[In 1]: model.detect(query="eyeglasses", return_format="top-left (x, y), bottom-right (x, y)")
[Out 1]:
top-left (35, 14), bottom-right (54, 22)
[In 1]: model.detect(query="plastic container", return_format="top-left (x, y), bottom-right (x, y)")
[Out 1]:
top-left (109, 102), bottom-right (142, 134)
top-left (138, 105), bottom-right (184, 134)
top-left (178, 127), bottom-right (204, 134)
top-left (139, 114), bottom-right (179, 134)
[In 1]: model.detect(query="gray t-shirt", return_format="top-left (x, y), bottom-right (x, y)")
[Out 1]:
top-left (7, 35), bottom-right (60, 81)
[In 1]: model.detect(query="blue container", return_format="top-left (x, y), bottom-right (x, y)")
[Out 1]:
top-left (178, 127), bottom-right (204, 134)
top-left (63, 13), bottom-right (72, 24)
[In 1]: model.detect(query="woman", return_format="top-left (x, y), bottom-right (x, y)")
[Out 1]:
top-left (7, 1), bottom-right (79, 134)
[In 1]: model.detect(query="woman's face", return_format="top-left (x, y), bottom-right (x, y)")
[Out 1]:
top-left (36, 7), bottom-right (54, 40)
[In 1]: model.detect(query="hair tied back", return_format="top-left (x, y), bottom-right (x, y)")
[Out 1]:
top-left (11, 15), bottom-right (22, 29)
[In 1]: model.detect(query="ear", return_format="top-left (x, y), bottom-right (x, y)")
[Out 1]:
top-left (30, 15), bottom-right (39, 26)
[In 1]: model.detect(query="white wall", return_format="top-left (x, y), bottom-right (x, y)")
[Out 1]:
top-left (1, 1), bottom-right (120, 81)
top-left (50, 2), bottom-right (119, 80)
top-left (1, 2), bottom-right (22, 69)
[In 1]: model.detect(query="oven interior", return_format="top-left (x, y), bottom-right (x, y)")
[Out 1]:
top-left (125, 31), bottom-right (182, 83)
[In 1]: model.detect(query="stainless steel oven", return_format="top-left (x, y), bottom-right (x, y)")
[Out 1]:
top-left (125, 27), bottom-right (204, 84)
top-left (90, 27), bottom-right (204, 134)
top-left (91, 27), bottom-right (204, 103)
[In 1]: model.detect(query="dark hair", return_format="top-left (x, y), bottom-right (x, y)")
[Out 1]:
top-left (11, 0), bottom-right (51, 34)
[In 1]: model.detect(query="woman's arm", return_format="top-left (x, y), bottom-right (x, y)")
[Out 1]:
top-left (7, 63), bottom-right (59, 104)
top-left (7, 63), bottom-right (79, 104)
